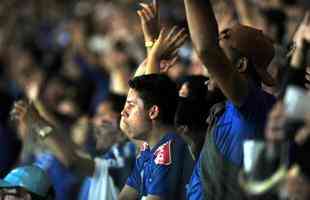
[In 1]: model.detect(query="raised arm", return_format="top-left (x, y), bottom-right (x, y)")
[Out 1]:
top-left (136, 0), bottom-right (186, 76)
top-left (233, 0), bottom-right (266, 30)
top-left (11, 101), bottom-right (95, 178)
top-left (137, 0), bottom-right (160, 55)
top-left (184, 0), bottom-right (249, 106)
top-left (291, 12), bottom-right (310, 69)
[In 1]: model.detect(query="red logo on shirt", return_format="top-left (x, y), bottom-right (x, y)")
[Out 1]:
top-left (154, 141), bottom-right (172, 165)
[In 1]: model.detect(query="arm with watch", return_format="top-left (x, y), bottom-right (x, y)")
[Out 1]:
top-left (11, 101), bottom-right (95, 178)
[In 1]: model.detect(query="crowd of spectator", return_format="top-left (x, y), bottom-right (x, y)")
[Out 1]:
top-left (1, 0), bottom-right (310, 199)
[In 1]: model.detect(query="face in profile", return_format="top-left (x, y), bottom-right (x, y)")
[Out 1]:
top-left (179, 83), bottom-right (190, 97)
top-left (120, 89), bottom-right (151, 140)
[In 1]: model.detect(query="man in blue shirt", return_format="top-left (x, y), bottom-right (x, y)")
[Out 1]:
top-left (184, 0), bottom-right (276, 199)
top-left (119, 74), bottom-right (194, 200)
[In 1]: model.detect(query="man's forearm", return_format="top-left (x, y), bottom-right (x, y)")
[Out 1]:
top-left (233, 0), bottom-right (266, 30)
top-left (36, 122), bottom-right (95, 177)
top-left (184, 0), bottom-right (249, 106)
top-left (184, 0), bottom-right (219, 54)
top-left (145, 53), bottom-right (160, 74)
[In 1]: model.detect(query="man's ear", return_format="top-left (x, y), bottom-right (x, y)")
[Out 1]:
top-left (148, 105), bottom-right (160, 120)
top-left (236, 57), bottom-right (248, 73)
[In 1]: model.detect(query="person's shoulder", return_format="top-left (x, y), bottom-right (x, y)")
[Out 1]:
top-left (229, 82), bottom-right (276, 112)
top-left (150, 133), bottom-right (185, 165)
top-left (153, 140), bottom-right (173, 166)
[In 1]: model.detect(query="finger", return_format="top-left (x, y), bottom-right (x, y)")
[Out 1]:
top-left (170, 28), bottom-right (186, 42)
top-left (303, 11), bottom-right (310, 25)
top-left (166, 33), bottom-right (188, 54)
top-left (14, 104), bottom-right (27, 112)
top-left (168, 55), bottom-right (179, 67)
top-left (140, 3), bottom-right (154, 18)
top-left (295, 126), bottom-right (310, 145)
top-left (157, 28), bottom-right (166, 43)
top-left (137, 10), bottom-right (143, 18)
top-left (305, 74), bottom-right (310, 82)
top-left (170, 49), bottom-right (179, 58)
top-left (137, 10), bottom-right (147, 24)
top-left (305, 83), bottom-right (310, 90)
top-left (166, 28), bottom-right (187, 50)
top-left (306, 66), bottom-right (310, 74)
top-left (165, 26), bottom-right (178, 42)
top-left (153, 0), bottom-right (158, 14)
top-left (170, 29), bottom-right (187, 46)
top-left (141, 9), bottom-right (151, 21)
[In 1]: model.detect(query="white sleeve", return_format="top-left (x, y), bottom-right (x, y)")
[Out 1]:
top-left (88, 158), bottom-right (119, 200)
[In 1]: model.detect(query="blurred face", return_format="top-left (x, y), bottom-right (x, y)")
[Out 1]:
top-left (93, 101), bottom-right (123, 152)
top-left (0, 188), bottom-right (32, 200)
top-left (120, 89), bottom-right (151, 140)
top-left (219, 39), bottom-right (240, 66)
top-left (179, 83), bottom-right (189, 97)
top-left (93, 102), bottom-right (118, 126)
top-left (94, 123), bottom-right (119, 151)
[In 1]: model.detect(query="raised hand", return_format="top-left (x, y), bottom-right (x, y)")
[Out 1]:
top-left (10, 100), bottom-right (46, 139)
top-left (160, 56), bottom-right (179, 73)
top-left (150, 26), bottom-right (187, 59)
top-left (295, 112), bottom-right (310, 145)
top-left (293, 11), bottom-right (310, 47)
top-left (137, 0), bottom-right (159, 43)
top-left (146, 26), bottom-right (187, 74)
top-left (305, 66), bottom-right (310, 90)
top-left (265, 101), bottom-right (286, 143)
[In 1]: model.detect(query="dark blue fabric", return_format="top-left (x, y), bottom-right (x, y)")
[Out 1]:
top-left (78, 177), bottom-right (91, 200)
top-left (186, 156), bottom-right (204, 200)
top-left (34, 153), bottom-right (79, 200)
top-left (213, 83), bottom-right (275, 166)
top-left (74, 55), bottom-right (109, 114)
top-left (126, 133), bottom-right (192, 199)
top-left (187, 83), bottom-right (276, 200)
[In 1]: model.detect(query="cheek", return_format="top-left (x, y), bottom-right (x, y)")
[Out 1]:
top-left (130, 109), bottom-right (148, 127)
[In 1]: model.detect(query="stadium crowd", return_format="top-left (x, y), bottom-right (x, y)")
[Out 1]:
top-left (1, 0), bottom-right (310, 199)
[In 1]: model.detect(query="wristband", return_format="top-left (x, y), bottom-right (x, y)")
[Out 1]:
top-left (37, 126), bottom-right (53, 139)
top-left (145, 41), bottom-right (154, 48)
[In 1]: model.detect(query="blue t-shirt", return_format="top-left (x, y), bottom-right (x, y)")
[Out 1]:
top-left (34, 153), bottom-right (79, 200)
top-left (187, 83), bottom-right (276, 200)
top-left (126, 132), bottom-right (194, 199)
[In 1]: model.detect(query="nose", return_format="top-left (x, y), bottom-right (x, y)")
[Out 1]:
top-left (121, 108), bottom-right (128, 118)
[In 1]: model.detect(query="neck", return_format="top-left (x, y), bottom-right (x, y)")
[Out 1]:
top-left (146, 124), bottom-right (174, 149)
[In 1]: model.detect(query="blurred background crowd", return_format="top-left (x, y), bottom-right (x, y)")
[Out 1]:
top-left (1, 0), bottom-right (310, 199)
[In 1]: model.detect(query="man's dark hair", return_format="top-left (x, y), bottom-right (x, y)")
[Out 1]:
top-left (128, 74), bottom-right (178, 125)
top-left (175, 97), bottom-right (208, 132)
